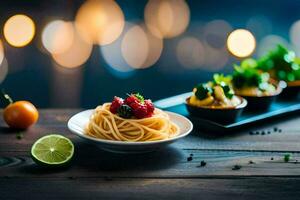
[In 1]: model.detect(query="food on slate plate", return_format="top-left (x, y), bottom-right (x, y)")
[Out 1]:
top-left (86, 93), bottom-right (179, 142)
top-left (188, 74), bottom-right (242, 108)
top-left (186, 74), bottom-right (247, 123)
top-left (232, 58), bottom-right (279, 97)
top-left (257, 44), bottom-right (300, 84)
top-left (257, 44), bottom-right (300, 98)
top-left (31, 134), bottom-right (74, 167)
top-left (1, 91), bottom-right (39, 129)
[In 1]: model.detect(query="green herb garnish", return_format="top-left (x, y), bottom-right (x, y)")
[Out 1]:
top-left (213, 74), bottom-right (234, 99)
top-left (16, 132), bottom-right (23, 140)
top-left (134, 93), bottom-right (144, 103)
top-left (232, 165), bottom-right (242, 170)
top-left (221, 84), bottom-right (234, 99)
top-left (200, 160), bottom-right (206, 167)
top-left (213, 74), bottom-right (232, 85)
top-left (241, 58), bottom-right (258, 69)
top-left (232, 59), bottom-right (275, 92)
top-left (194, 74), bottom-right (235, 100)
top-left (257, 44), bottom-right (300, 81)
top-left (284, 154), bottom-right (291, 162)
top-left (194, 84), bottom-right (212, 100)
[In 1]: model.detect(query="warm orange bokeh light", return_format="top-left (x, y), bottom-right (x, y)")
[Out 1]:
top-left (142, 25), bottom-right (163, 68)
top-left (227, 29), bottom-right (256, 58)
top-left (121, 25), bottom-right (149, 68)
top-left (0, 40), bottom-right (5, 65)
top-left (290, 20), bottom-right (300, 50)
top-left (75, 0), bottom-right (125, 45)
top-left (121, 24), bottom-right (163, 69)
top-left (42, 20), bottom-right (74, 55)
top-left (176, 37), bottom-right (205, 68)
top-left (4, 14), bottom-right (35, 47)
top-left (205, 45), bottom-right (228, 71)
top-left (0, 58), bottom-right (8, 84)
top-left (257, 35), bottom-right (289, 57)
top-left (144, 0), bottom-right (190, 39)
top-left (204, 20), bottom-right (232, 49)
top-left (52, 23), bottom-right (93, 68)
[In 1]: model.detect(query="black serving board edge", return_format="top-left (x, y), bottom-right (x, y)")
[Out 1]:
top-left (154, 92), bottom-right (300, 132)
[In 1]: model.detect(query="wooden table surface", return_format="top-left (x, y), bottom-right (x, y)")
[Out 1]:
top-left (1, 109), bottom-right (300, 200)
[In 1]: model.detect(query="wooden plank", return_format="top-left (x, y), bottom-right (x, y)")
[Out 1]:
top-left (1, 109), bottom-right (300, 179)
top-left (2, 130), bottom-right (300, 153)
top-left (0, 109), bottom-right (81, 127)
top-left (1, 116), bottom-right (300, 152)
top-left (1, 177), bottom-right (300, 200)
top-left (1, 109), bottom-right (300, 152)
top-left (1, 147), bottom-right (300, 178)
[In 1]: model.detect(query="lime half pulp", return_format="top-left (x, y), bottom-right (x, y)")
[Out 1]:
top-left (31, 134), bottom-right (74, 167)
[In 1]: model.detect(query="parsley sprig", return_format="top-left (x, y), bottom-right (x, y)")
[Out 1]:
top-left (257, 44), bottom-right (300, 82)
top-left (213, 74), bottom-right (234, 99)
top-left (232, 59), bottom-right (273, 91)
top-left (194, 74), bottom-right (234, 100)
top-left (134, 93), bottom-right (144, 103)
top-left (194, 84), bottom-right (212, 100)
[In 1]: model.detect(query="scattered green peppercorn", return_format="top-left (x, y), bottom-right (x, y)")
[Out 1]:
top-left (232, 165), bottom-right (242, 170)
top-left (16, 132), bottom-right (23, 140)
top-left (284, 154), bottom-right (291, 162)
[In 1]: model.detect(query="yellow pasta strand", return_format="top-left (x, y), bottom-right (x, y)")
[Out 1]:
top-left (86, 103), bottom-right (179, 142)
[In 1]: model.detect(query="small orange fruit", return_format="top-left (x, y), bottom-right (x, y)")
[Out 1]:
top-left (4, 101), bottom-right (39, 129)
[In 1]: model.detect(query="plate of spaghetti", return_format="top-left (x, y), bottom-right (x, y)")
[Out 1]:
top-left (68, 93), bottom-right (193, 153)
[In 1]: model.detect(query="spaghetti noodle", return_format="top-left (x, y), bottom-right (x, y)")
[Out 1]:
top-left (86, 103), bottom-right (179, 142)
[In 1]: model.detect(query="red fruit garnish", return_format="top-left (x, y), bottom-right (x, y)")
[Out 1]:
top-left (144, 99), bottom-right (154, 114)
top-left (124, 95), bottom-right (139, 106)
top-left (133, 104), bottom-right (148, 119)
top-left (110, 96), bottom-right (124, 114)
top-left (129, 101), bottom-right (140, 110)
top-left (123, 93), bottom-right (153, 119)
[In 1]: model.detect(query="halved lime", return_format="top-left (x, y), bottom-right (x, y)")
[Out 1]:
top-left (31, 134), bottom-right (74, 167)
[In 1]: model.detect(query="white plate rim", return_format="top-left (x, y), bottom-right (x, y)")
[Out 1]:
top-left (67, 109), bottom-right (193, 146)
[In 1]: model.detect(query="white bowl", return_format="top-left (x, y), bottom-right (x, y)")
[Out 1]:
top-left (67, 109), bottom-right (193, 153)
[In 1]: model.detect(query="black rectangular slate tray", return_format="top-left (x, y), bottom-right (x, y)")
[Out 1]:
top-left (154, 92), bottom-right (300, 132)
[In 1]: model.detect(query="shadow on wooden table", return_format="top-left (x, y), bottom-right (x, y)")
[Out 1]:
top-left (74, 142), bottom-right (183, 171)
top-left (19, 141), bottom-right (183, 174)
top-left (0, 127), bottom-right (24, 134)
top-left (191, 112), bottom-right (300, 139)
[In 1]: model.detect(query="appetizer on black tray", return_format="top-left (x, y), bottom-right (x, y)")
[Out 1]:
top-left (232, 58), bottom-right (282, 110)
top-left (257, 44), bottom-right (300, 99)
top-left (186, 74), bottom-right (247, 123)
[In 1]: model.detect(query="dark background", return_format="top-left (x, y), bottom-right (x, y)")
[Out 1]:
top-left (0, 0), bottom-right (299, 108)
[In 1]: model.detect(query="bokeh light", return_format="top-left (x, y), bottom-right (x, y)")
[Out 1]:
top-left (52, 23), bottom-right (93, 68)
top-left (257, 35), bottom-right (290, 57)
top-left (4, 14), bottom-right (35, 47)
top-left (100, 23), bottom-right (136, 78)
top-left (0, 40), bottom-right (5, 65)
top-left (144, 0), bottom-right (190, 39)
top-left (204, 20), bottom-right (232, 49)
top-left (290, 20), bottom-right (300, 50)
top-left (0, 58), bottom-right (8, 84)
top-left (75, 0), bottom-right (125, 45)
top-left (121, 24), bottom-right (163, 69)
top-left (246, 15), bottom-right (272, 40)
top-left (142, 25), bottom-right (163, 68)
top-left (42, 20), bottom-right (74, 55)
top-left (227, 29), bottom-right (256, 58)
top-left (204, 44), bottom-right (229, 71)
top-left (121, 25), bottom-right (149, 68)
top-left (176, 36), bottom-right (205, 68)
